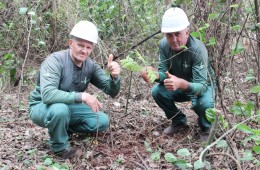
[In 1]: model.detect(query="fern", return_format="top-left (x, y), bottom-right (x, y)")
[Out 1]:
top-left (120, 56), bottom-right (142, 72)
top-left (147, 69), bottom-right (157, 83)
top-left (120, 50), bottom-right (157, 83)
top-left (134, 50), bottom-right (146, 64)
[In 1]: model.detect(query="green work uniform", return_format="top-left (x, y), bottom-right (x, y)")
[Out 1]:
top-left (28, 49), bottom-right (120, 153)
top-left (152, 36), bottom-right (216, 129)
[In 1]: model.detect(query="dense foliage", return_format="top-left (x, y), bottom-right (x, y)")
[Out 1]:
top-left (0, 0), bottom-right (259, 169)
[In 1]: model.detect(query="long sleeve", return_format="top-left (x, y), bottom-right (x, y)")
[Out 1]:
top-left (40, 55), bottom-right (80, 104)
top-left (90, 64), bottom-right (120, 98)
top-left (155, 36), bottom-right (213, 96)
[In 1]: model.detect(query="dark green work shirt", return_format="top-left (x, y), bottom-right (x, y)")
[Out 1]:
top-left (29, 49), bottom-right (120, 107)
top-left (157, 36), bottom-right (215, 96)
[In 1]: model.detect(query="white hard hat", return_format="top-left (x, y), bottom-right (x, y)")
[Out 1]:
top-left (161, 7), bottom-right (190, 33)
top-left (70, 21), bottom-right (98, 43)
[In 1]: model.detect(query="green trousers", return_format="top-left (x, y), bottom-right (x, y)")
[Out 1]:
top-left (29, 103), bottom-right (109, 153)
top-left (151, 83), bottom-right (215, 129)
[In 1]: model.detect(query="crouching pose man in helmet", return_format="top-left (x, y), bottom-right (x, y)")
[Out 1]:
top-left (141, 8), bottom-right (216, 139)
top-left (28, 21), bottom-right (121, 159)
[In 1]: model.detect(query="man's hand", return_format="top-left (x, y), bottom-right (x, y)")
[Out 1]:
top-left (141, 66), bottom-right (159, 83)
top-left (82, 93), bottom-right (102, 112)
top-left (164, 71), bottom-right (189, 91)
top-left (108, 54), bottom-right (120, 79)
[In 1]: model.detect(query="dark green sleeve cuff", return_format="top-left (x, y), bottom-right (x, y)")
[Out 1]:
top-left (75, 92), bottom-right (82, 103)
top-left (185, 83), bottom-right (193, 93)
top-left (155, 72), bottom-right (166, 83)
top-left (110, 75), bottom-right (120, 82)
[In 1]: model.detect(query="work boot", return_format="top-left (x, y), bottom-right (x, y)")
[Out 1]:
top-left (163, 123), bottom-right (188, 136)
top-left (55, 147), bottom-right (82, 159)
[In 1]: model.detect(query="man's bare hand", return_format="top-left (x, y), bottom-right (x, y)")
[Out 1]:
top-left (164, 71), bottom-right (189, 91)
top-left (108, 54), bottom-right (120, 79)
top-left (82, 93), bottom-right (102, 112)
top-left (141, 66), bottom-right (158, 83)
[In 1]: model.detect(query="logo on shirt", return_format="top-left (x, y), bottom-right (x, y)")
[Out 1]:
top-left (43, 72), bottom-right (51, 78)
top-left (81, 77), bottom-right (89, 84)
top-left (200, 62), bottom-right (205, 69)
top-left (183, 61), bottom-right (190, 68)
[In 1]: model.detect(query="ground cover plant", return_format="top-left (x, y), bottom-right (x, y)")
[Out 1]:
top-left (0, 0), bottom-right (259, 169)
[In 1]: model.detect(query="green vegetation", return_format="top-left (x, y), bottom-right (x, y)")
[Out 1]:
top-left (0, 0), bottom-right (259, 169)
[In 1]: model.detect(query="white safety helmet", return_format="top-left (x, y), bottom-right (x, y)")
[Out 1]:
top-left (161, 7), bottom-right (190, 33)
top-left (70, 20), bottom-right (98, 44)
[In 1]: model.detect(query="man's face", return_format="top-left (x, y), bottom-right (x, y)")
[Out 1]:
top-left (69, 38), bottom-right (94, 66)
top-left (165, 28), bottom-right (189, 52)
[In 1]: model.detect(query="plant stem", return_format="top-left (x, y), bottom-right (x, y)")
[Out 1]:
top-left (199, 114), bottom-right (259, 162)
top-left (201, 113), bottom-right (219, 161)
top-left (125, 71), bottom-right (133, 114)
top-left (17, 16), bottom-right (33, 115)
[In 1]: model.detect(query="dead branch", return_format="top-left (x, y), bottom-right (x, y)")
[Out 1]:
top-left (17, 16), bottom-right (33, 115)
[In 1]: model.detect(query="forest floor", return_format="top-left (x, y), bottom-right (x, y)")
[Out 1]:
top-left (0, 78), bottom-right (258, 170)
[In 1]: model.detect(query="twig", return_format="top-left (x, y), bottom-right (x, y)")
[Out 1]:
top-left (135, 150), bottom-right (150, 170)
top-left (130, 160), bottom-right (146, 169)
top-left (199, 114), bottom-right (259, 162)
top-left (95, 112), bottom-right (99, 144)
top-left (206, 152), bottom-right (242, 170)
top-left (201, 112), bottom-right (218, 162)
top-left (124, 71), bottom-right (133, 115)
top-left (103, 30), bottom-right (161, 67)
top-left (17, 16), bottom-right (33, 115)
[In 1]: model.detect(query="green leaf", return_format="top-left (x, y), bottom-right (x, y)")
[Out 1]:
top-left (190, 31), bottom-right (200, 38)
top-left (236, 124), bottom-right (253, 134)
top-left (150, 151), bottom-right (161, 161)
top-left (180, 45), bottom-right (187, 49)
top-left (230, 4), bottom-right (239, 8)
top-left (194, 160), bottom-right (206, 169)
top-left (245, 69), bottom-right (256, 81)
top-left (3, 53), bottom-right (13, 60)
top-left (231, 25), bottom-right (241, 31)
top-left (231, 43), bottom-right (244, 55)
top-left (252, 129), bottom-right (260, 135)
top-left (147, 69), bottom-right (157, 83)
top-left (144, 141), bottom-right (149, 148)
top-left (164, 153), bottom-right (177, 163)
top-left (245, 74), bottom-right (256, 81)
top-left (240, 150), bottom-right (254, 161)
top-left (206, 108), bottom-right (216, 123)
top-left (253, 145), bottom-right (260, 154)
top-left (174, 159), bottom-right (192, 169)
top-left (208, 13), bottom-right (219, 20)
top-left (250, 85), bottom-right (260, 93)
top-left (120, 56), bottom-right (142, 72)
top-left (38, 41), bottom-right (46, 47)
top-left (19, 7), bottom-right (28, 15)
top-left (134, 50), bottom-right (146, 64)
top-left (206, 37), bottom-right (216, 46)
top-left (36, 165), bottom-right (47, 170)
top-left (216, 140), bottom-right (228, 148)
top-left (43, 158), bottom-right (53, 166)
top-left (27, 149), bottom-right (36, 154)
top-left (241, 135), bottom-right (259, 144)
top-left (146, 148), bottom-right (153, 153)
top-left (23, 159), bottom-right (31, 165)
top-left (177, 148), bottom-right (190, 157)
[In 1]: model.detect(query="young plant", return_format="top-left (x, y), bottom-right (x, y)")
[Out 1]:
top-left (164, 148), bottom-right (193, 169)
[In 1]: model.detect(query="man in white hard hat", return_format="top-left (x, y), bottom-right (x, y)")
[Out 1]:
top-left (28, 21), bottom-right (121, 159)
top-left (142, 8), bottom-right (216, 139)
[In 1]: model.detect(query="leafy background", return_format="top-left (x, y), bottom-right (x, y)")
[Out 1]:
top-left (0, 0), bottom-right (259, 169)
